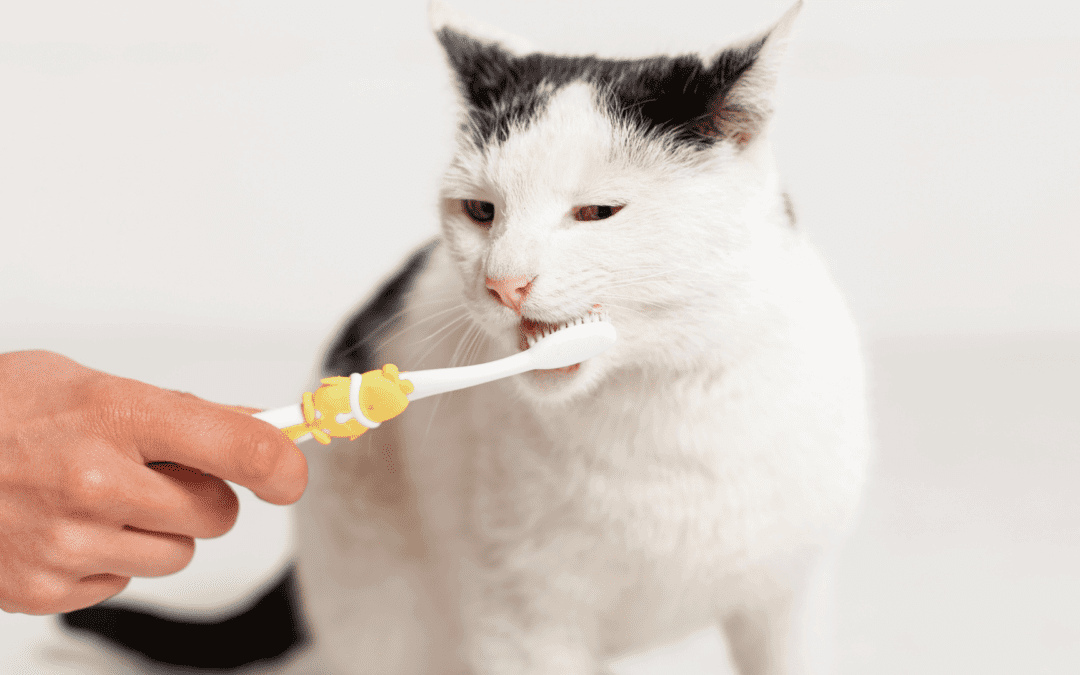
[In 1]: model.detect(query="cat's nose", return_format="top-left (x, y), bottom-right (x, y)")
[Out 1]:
top-left (485, 275), bottom-right (534, 315)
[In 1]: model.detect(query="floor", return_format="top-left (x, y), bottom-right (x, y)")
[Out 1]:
top-left (2, 331), bottom-right (1078, 673)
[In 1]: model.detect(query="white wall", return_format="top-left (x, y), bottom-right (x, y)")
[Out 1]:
top-left (1, 0), bottom-right (1078, 347)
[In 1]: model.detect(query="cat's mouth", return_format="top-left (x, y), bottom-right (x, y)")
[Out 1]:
top-left (517, 312), bottom-right (601, 375)
top-left (519, 318), bottom-right (578, 374)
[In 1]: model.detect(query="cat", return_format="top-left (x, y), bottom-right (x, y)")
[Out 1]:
top-left (297, 1), bottom-right (869, 674)
top-left (58, 1), bottom-right (869, 673)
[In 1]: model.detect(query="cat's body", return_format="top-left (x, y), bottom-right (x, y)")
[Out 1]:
top-left (296, 3), bottom-right (870, 674)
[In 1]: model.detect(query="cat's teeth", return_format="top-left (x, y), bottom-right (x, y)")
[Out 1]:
top-left (521, 310), bottom-right (609, 352)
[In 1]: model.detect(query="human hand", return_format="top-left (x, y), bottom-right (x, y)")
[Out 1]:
top-left (0, 350), bottom-right (308, 614)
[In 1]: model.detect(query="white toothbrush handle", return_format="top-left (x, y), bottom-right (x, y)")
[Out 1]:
top-left (250, 354), bottom-right (531, 430)
top-left (402, 350), bottom-right (535, 401)
top-left (247, 356), bottom-right (531, 428)
top-left (253, 404), bottom-right (304, 428)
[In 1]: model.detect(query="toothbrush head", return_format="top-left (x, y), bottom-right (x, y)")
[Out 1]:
top-left (523, 313), bottom-right (617, 370)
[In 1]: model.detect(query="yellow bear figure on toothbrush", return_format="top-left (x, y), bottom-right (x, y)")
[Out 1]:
top-left (281, 364), bottom-right (414, 445)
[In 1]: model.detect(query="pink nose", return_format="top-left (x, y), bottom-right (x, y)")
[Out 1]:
top-left (485, 275), bottom-right (533, 314)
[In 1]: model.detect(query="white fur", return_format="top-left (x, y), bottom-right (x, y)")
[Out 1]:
top-left (296, 3), bottom-right (869, 673)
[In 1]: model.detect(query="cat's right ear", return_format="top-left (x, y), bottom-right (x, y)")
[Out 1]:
top-left (429, 0), bottom-right (533, 77)
top-left (430, 1), bottom-right (535, 134)
top-left (429, 1), bottom-right (533, 53)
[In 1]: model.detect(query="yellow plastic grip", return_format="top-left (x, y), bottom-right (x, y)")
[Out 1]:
top-left (281, 364), bottom-right (414, 445)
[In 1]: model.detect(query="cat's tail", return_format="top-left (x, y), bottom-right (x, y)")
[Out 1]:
top-left (58, 564), bottom-right (309, 670)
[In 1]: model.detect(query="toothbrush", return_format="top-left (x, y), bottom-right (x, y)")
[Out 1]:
top-left (253, 315), bottom-right (616, 445)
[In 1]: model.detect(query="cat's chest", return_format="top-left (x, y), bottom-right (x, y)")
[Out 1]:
top-left (474, 374), bottom-right (706, 459)
top-left (466, 377), bottom-right (732, 518)
top-left (454, 380), bottom-right (784, 585)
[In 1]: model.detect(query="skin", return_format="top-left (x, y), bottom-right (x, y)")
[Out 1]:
top-left (0, 350), bottom-right (308, 615)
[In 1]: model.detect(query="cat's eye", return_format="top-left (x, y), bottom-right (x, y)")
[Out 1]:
top-left (573, 205), bottom-right (625, 222)
top-left (462, 199), bottom-right (495, 227)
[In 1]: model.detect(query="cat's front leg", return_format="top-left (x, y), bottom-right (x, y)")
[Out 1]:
top-left (721, 594), bottom-right (796, 675)
top-left (466, 612), bottom-right (610, 675)
top-left (463, 565), bottom-right (610, 675)
top-left (718, 553), bottom-right (837, 675)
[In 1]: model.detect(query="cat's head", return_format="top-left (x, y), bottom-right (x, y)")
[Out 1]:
top-left (433, 1), bottom-right (800, 405)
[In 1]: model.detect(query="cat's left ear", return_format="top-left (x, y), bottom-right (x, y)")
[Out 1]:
top-left (697, 0), bottom-right (802, 147)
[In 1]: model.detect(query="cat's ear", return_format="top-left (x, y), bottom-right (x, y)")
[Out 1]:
top-left (429, 0), bottom-right (533, 72)
top-left (696, 0), bottom-right (802, 147)
top-left (429, 0), bottom-right (536, 119)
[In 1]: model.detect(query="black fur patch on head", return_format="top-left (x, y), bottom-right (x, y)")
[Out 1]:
top-left (323, 240), bottom-right (438, 377)
top-left (437, 28), bottom-right (767, 150)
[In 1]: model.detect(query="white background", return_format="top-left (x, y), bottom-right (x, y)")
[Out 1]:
top-left (1, 1), bottom-right (1078, 673)
top-left (1, 0), bottom-right (1077, 340)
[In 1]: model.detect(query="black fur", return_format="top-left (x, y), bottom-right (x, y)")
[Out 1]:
top-left (323, 239), bottom-right (438, 377)
top-left (60, 565), bottom-right (308, 669)
top-left (437, 28), bottom-right (766, 150)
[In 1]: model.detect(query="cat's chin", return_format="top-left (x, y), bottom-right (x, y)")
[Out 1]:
top-left (511, 359), bottom-right (606, 406)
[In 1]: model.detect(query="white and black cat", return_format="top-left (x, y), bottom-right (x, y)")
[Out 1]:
top-left (297, 1), bottom-right (868, 673)
top-left (61, 2), bottom-right (869, 673)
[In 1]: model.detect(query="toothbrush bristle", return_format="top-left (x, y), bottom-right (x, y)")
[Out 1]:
top-left (519, 309), bottom-right (612, 354)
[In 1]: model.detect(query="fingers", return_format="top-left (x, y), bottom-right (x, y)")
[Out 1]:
top-left (122, 463), bottom-right (240, 539)
top-left (0, 353), bottom-right (302, 616)
top-left (3, 522), bottom-right (194, 614)
top-left (83, 525), bottom-right (196, 579)
top-left (168, 391), bottom-right (262, 416)
top-left (91, 376), bottom-right (309, 505)
top-left (1, 572), bottom-right (131, 616)
top-left (46, 520), bottom-right (196, 580)
top-left (144, 408), bottom-right (308, 505)
top-left (55, 444), bottom-right (241, 540)
top-left (71, 573), bottom-right (132, 611)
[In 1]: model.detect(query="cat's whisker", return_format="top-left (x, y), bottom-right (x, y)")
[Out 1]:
top-left (446, 319), bottom-right (484, 370)
top-left (419, 321), bottom-right (485, 447)
top-left (348, 308), bottom-right (469, 371)
top-left (385, 304), bottom-right (471, 349)
top-left (606, 267), bottom-right (689, 287)
top-left (460, 322), bottom-right (490, 368)
top-left (407, 313), bottom-right (476, 366)
top-left (412, 304), bottom-right (472, 335)
top-left (382, 298), bottom-right (468, 333)
top-left (555, 268), bottom-right (686, 309)
top-left (600, 293), bottom-right (673, 307)
top-left (581, 263), bottom-right (686, 277)
top-left (598, 290), bottom-right (673, 305)
top-left (564, 266), bottom-right (688, 298)
top-left (334, 296), bottom-right (463, 360)
top-left (600, 295), bottom-right (657, 307)
top-left (598, 301), bottom-right (654, 320)
top-left (602, 278), bottom-right (681, 293)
